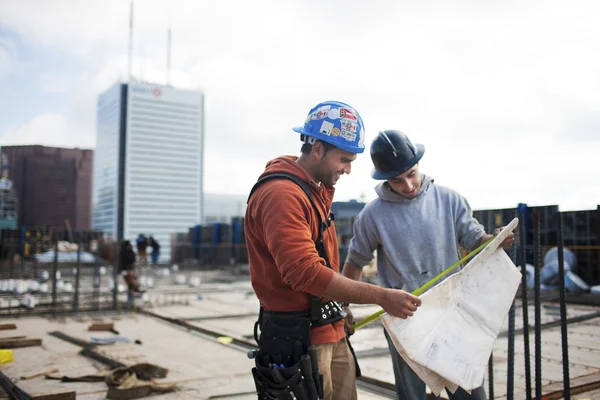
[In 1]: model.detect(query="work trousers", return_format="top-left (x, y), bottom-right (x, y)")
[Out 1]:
top-left (384, 329), bottom-right (487, 400)
top-left (314, 337), bottom-right (357, 400)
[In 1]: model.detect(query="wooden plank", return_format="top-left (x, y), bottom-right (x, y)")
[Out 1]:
top-left (32, 392), bottom-right (76, 400)
top-left (0, 391), bottom-right (76, 400)
top-left (0, 335), bottom-right (26, 340)
top-left (88, 322), bottom-right (114, 331)
top-left (0, 324), bottom-right (16, 330)
top-left (0, 338), bottom-right (42, 348)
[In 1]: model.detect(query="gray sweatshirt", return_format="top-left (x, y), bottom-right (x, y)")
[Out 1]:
top-left (346, 175), bottom-right (486, 293)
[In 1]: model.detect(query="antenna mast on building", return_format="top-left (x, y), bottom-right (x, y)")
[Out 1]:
top-left (127, 1), bottom-right (134, 82)
top-left (166, 10), bottom-right (172, 86)
top-left (167, 26), bottom-right (172, 86)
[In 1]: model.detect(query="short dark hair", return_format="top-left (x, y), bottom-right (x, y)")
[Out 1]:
top-left (301, 140), bottom-right (336, 155)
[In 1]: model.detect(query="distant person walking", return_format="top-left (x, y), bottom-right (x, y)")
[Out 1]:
top-left (149, 235), bottom-right (160, 265)
top-left (136, 234), bottom-right (148, 265)
top-left (119, 240), bottom-right (139, 294)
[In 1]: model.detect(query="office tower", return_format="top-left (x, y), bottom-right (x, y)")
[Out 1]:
top-left (93, 82), bottom-right (204, 262)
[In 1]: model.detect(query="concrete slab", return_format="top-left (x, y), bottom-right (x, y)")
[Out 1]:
top-left (0, 314), bottom-right (255, 399)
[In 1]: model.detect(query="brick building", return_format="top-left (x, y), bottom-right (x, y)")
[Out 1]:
top-left (0, 145), bottom-right (93, 229)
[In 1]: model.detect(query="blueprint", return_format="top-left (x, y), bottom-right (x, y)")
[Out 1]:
top-left (381, 218), bottom-right (521, 395)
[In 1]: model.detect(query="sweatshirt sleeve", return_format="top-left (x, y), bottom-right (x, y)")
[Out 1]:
top-left (257, 182), bottom-right (335, 298)
top-left (454, 192), bottom-right (486, 251)
top-left (346, 209), bottom-right (379, 269)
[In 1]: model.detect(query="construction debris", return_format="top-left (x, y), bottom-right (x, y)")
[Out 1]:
top-left (90, 337), bottom-right (130, 345)
top-left (0, 338), bottom-right (42, 349)
top-left (46, 373), bottom-right (106, 383)
top-left (0, 350), bottom-right (13, 364)
top-left (48, 331), bottom-right (91, 348)
top-left (88, 322), bottom-right (115, 331)
top-left (27, 391), bottom-right (76, 400)
top-left (20, 369), bottom-right (59, 381)
top-left (80, 347), bottom-right (126, 369)
top-left (47, 363), bottom-right (175, 400)
top-left (106, 364), bottom-right (175, 400)
top-left (0, 370), bottom-right (34, 400)
top-left (0, 391), bottom-right (77, 400)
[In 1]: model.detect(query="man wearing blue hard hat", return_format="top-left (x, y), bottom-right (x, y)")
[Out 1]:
top-left (342, 130), bottom-right (514, 400)
top-left (245, 106), bottom-right (422, 400)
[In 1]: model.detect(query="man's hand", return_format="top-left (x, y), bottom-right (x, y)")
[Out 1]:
top-left (378, 289), bottom-right (421, 319)
top-left (343, 306), bottom-right (355, 336)
top-left (494, 227), bottom-right (515, 248)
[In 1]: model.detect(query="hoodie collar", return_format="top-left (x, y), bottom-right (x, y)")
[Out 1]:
top-left (374, 174), bottom-right (434, 204)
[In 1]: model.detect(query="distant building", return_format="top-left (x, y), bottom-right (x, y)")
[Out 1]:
top-left (0, 178), bottom-right (17, 229)
top-left (204, 193), bottom-right (247, 224)
top-left (93, 82), bottom-right (204, 262)
top-left (331, 199), bottom-right (367, 220)
top-left (0, 145), bottom-right (93, 229)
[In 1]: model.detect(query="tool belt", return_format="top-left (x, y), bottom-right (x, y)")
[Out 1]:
top-left (250, 301), bottom-right (345, 400)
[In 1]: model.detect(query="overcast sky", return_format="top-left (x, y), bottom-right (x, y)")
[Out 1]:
top-left (1, 0), bottom-right (598, 211)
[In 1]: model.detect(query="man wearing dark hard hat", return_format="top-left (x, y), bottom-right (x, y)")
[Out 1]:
top-left (341, 130), bottom-right (514, 400)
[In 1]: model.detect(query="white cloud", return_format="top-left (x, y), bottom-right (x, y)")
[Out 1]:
top-left (0, 0), bottom-right (599, 210)
top-left (0, 112), bottom-right (94, 149)
top-left (0, 36), bottom-right (17, 76)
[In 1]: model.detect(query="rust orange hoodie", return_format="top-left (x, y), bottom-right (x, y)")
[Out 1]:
top-left (245, 156), bottom-right (345, 345)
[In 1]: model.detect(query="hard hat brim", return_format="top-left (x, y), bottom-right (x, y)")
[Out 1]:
top-left (292, 126), bottom-right (306, 135)
top-left (371, 144), bottom-right (425, 180)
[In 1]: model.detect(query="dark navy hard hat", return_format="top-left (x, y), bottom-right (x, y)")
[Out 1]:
top-left (370, 130), bottom-right (425, 180)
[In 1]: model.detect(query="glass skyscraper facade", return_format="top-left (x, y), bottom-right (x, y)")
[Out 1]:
top-left (93, 82), bottom-right (204, 262)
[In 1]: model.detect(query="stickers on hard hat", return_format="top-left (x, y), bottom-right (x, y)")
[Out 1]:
top-left (339, 108), bottom-right (357, 120)
top-left (331, 128), bottom-right (341, 137)
top-left (341, 130), bottom-right (357, 141)
top-left (320, 121), bottom-right (334, 136)
top-left (327, 108), bottom-right (340, 119)
top-left (341, 119), bottom-right (357, 133)
top-left (311, 105), bottom-right (331, 120)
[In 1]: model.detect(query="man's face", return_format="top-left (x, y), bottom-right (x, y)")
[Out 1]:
top-left (315, 145), bottom-right (356, 186)
top-left (387, 164), bottom-right (421, 198)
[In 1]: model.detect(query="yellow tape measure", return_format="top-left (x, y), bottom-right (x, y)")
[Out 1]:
top-left (353, 236), bottom-right (495, 331)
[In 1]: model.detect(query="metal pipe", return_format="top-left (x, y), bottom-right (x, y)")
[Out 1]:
top-left (112, 242), bottom-right (118, 310)
top-left (556, 211), bottom-right (571, 399)
top-left (507, 241), bottom-right (517, 400)
top-left (73, 231), bottom-right (81, 312)
top-left (93, 250), bottom-right (101, 311)
top-left (52, 238), bottom-right (58, 314)
top-left (488, 353), bottom-right (495, 399)
top-left (534, 208), bottom-right (542, 399)
top-left (519, 211), bottom-right (532, 399)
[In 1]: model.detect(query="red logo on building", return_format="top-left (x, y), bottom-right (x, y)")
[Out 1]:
top-left (152, 88), bottom-right (162, 97)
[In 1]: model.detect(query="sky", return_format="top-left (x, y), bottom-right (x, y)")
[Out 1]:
top-left (0, 0), bottom-right (599, 211)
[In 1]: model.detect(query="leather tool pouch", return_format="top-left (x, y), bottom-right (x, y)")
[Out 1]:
top-left (252, 310), bottom-right (323, 400)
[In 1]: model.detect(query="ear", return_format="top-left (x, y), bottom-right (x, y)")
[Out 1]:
top-left (312, 141), bottom-right (326, 160)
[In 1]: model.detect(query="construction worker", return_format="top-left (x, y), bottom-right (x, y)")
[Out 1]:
top-left (119, 240), bottom-right (140, 295)
top-left (342, 130), bottom-right (514, 400)
top-left (136, 234), bottom-right (148, 265)
top-left (245, 104), bottom-right (422, 400)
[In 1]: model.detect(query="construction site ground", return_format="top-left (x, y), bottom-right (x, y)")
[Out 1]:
top-left (0, 267), bottom-right (599, 399)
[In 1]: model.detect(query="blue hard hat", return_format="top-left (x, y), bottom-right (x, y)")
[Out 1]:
top-left (292, 101), bottom-right (365, 154)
